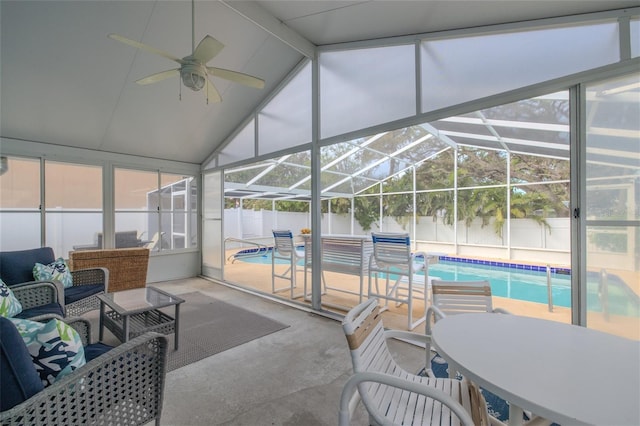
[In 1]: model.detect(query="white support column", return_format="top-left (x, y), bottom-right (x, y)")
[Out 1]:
top-left (310, 52), bottom-right (322, 310)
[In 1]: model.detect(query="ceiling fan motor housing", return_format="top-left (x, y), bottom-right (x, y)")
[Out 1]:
top-left (181, 63), bottom-right (207, 91)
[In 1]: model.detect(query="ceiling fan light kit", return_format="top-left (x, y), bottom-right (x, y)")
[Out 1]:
top-left (181, 65), bottom-right (207, 91)
top-left (109, 0), bottom-right (264, 103)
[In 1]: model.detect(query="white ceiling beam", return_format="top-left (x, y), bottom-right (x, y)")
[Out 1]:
top-left (443, 116), bottom-right (568, 132)
top-left (220, 0), bottom-right (316, 59)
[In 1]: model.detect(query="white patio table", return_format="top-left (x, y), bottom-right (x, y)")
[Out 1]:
top-left (431, 313), bottom-right (640, 426)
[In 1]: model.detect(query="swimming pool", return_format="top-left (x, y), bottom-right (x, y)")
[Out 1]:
top-left (234, 248), bottom-right (639, 315)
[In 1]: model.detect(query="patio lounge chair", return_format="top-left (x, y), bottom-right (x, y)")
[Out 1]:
top-left (339, 298), bottom-right (490, 426)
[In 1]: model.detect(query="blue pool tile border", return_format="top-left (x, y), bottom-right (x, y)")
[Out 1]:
top-left (236, 248), bottom-right (572, 275)
top-left (437, 255), bottom-right (571, 275)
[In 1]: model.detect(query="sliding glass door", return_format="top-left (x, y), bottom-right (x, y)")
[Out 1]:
top-left (584, 72), bottom-right (640, 340)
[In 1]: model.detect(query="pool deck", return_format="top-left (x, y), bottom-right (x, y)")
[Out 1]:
top-left (223, 257), bottom-right (639, 341)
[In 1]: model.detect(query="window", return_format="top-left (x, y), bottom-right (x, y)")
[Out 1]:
top-left (45, 161), bottom-right (103, 257)
top-left (320, 44), bottom-right (416, 138)
top-left (114, 168), bottom-right (197, 252)
top-left (421, 21), bottom-right (619, 111)
top-left (585, 73), bottom-right (640, 337)
top-left (0, 156), bottom-right (42, 250)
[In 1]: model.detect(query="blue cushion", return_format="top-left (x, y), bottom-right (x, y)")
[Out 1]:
top-left (0, 248), bottom-right (56, 286)
top-left (14, 302), bottom-right (65, 320)
top-left (84, 342), bottom-right (114, 362)
top-left (0, 317), bottom-right (44, 411)
top-left (64, 284), bottom-right (103, 305)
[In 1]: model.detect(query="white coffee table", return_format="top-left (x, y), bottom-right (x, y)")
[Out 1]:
top-left (431, 313), bottom-right (640, 426)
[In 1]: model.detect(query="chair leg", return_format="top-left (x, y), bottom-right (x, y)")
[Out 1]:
top-left (289, 256), bottom-right (307, 299)
top-left (303, 263), bottom-right (309, 299)
top-left (290, 262), bottom-right (297, 299)
top-left (382, 272), bottom-right (391, 309)
top-left (272, 258), bottom-right (276, 293)
top-left (407, 279), bottom-right (413, 330)
top-left (272, 255), bottom-right (298, 296)
top-left (406, 275), bottom-right (430, 330)
top-left (388, 277), bottom-right (404, 307)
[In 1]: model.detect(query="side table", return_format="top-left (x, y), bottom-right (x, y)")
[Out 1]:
top-left (98, 286), bottom-right (184, 350)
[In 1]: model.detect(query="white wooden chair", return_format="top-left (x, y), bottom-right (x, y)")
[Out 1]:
top-left (271, 229), bottom-right (306, 298)
top-left (367, 232), bottom-right (430, 330)
top-left (425, 279), bottom-right (510, 375)
top-left (340, 298), bottom-right (490, 426)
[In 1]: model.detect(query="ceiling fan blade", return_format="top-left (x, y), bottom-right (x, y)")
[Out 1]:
top-left (108, 33), bottom-right (184, 65)
top-left (192, 35), bottom-right (224, 64)
top-left (205, 77), bottom-right (222, 103)
top-left (136, 69), bottom-right (180, 85)
top-left (207, 67), bottom-right (265, 89)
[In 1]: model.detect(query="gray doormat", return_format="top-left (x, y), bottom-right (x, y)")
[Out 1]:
top-left (160, 291), bottom-right (289, 371)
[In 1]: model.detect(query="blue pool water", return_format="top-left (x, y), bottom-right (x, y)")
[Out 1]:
top-left (426, 259), bottom-right (572, 306)
top-left (235, 248), bottom-right (639, 315)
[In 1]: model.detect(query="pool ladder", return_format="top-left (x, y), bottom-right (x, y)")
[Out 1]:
top-left (547, 266), bottom-right (614, 318)
top-left (224, 237), bottom-right (269, 263)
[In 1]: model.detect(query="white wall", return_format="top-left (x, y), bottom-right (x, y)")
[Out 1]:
top-left (1, 138), bottom-right (201, 282)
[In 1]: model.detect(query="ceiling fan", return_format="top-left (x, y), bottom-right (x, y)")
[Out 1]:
top-left (108, 0), bottom-right (264, 103)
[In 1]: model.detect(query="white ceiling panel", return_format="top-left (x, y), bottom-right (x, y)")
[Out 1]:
top-left (260, 0), bottom-right (640, 45)
top-left (1, 0), bottom-right (301, 164)
top-left (1, 0), bottom-right (637, 165)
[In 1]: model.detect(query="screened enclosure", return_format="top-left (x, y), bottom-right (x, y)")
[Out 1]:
top-left (203, 12), bottom-right (639, 338)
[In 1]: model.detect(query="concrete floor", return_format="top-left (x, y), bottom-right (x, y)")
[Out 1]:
top-left (90, 276), bottom-right (428, 426)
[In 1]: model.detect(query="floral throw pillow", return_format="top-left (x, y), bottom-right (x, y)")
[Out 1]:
top-left (10, 317), bottom-right (86, 387)
top-left (0, 278), bottom-right (23, 317)
top-left (33, 257), bottom-right (73, 288)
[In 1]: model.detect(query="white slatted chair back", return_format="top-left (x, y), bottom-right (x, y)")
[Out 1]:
top-left (370, 232), bottom-right (412, 268)
top-left (431, 279), bottom-right (494, 315)
top-left (341, 298), bottom-right (489, 426)
top-left (425, 280), bottom-right (510, 371)
top-left (273, 230), bottom-right (296, 256)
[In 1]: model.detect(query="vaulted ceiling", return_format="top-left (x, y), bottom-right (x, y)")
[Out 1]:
top-left (1, 1), bottom-right (637, 165)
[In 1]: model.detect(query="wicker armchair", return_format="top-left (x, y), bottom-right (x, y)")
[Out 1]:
top-left (8, 281), bottom-right (65, 320)
top-left (0, 317), bottom-right (168, 426)
top-left (0, 247), bottom-right (108, 316)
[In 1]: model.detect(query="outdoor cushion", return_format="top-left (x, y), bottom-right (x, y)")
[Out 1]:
top-left (33, 258), bottom-right (73, 288)
top-left (0, 317), bottom-right (44, 411)
top-left (0, 279), bottom-right (22, 317)
top-left (64, 283), bottom-right (104, 305)
top-left (0, 247), bottom-right (56, 286)
top-left (14, 302), bottom-right (65, 320)
top-left (84, 342), bottom-right (114, 362)
top-left (10, 317), bottom-right (86, 387)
